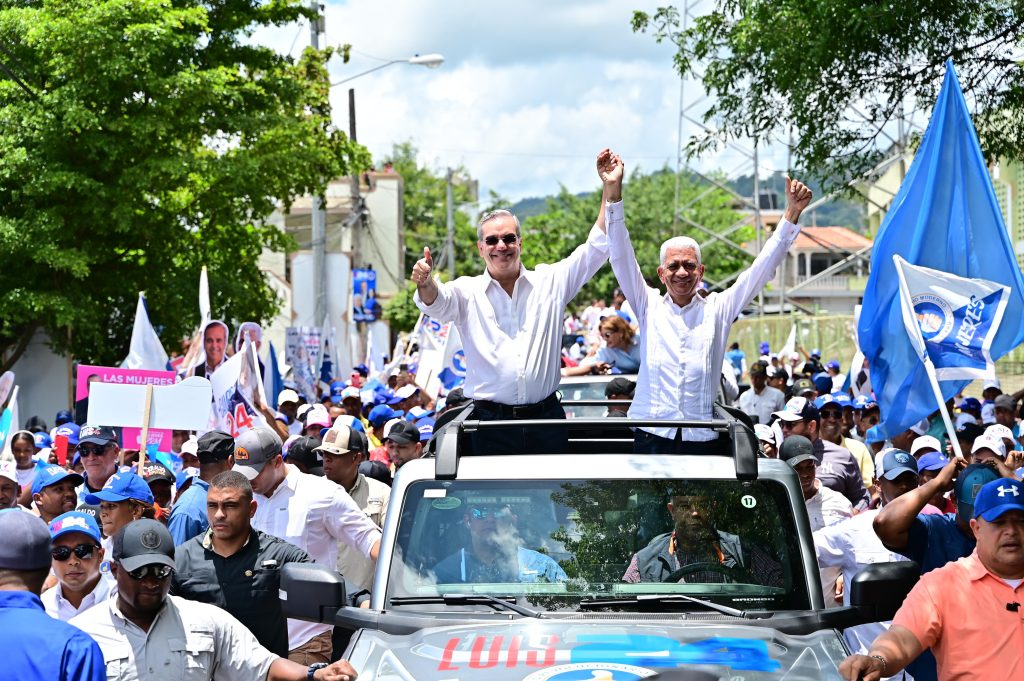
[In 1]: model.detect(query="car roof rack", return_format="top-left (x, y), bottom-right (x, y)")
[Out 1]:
top-left (426, 404), bottom-right (759, 482)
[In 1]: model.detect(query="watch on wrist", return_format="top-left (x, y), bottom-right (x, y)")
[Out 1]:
top-left (307, 662), bottom-right (328, 680)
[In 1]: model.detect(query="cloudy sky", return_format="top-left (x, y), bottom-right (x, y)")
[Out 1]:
top-left (254, 0), bottom-right (793, 203)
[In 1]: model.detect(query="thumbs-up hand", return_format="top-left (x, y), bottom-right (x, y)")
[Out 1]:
top-left (412, 247), bottom-right (433, 285)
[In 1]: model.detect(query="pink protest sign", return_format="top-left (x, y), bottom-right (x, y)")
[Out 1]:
top-left (76, 365), bottom-right (177, 450)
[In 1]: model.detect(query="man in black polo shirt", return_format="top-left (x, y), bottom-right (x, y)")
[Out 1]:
top-left (171, 470), bottom-right (312, 656)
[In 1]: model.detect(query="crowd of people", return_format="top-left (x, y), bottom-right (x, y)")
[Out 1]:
top-left (1, 148), bottom-right (1022, 681)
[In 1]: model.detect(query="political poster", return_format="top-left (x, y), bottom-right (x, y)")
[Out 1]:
top-left (208, 338), bottom-right (267, 438)
top-left (76, 365), bottom-right (177, 450)
top-left (353, 268), bottom-right (380, 322)
top-left (285, 326), bottom-right (322, 402)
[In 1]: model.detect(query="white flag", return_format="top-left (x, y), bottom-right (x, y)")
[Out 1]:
top-left (121, 293), bottom-right (169, 371)
top-left (199, 266), bottom-right (211, 327)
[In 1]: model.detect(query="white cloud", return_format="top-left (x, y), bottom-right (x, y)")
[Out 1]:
top-left (251, 0), bottom-right (791, 202)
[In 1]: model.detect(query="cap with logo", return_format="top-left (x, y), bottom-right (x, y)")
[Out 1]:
top-left (955, 421), bottom-right (984, 442)
top-left (0, 460), bottom-right (17, 485)
top-left (0, 509), bottom-right (52, 570)
top-left (773, 396), bottom-right (820, 423)
top-left (55, 409), bottom-right (74, 426)
top-left (315, 426), bottom-right (362, 460)
top-left (971, 434), bottom-right (1006, 459)
top-left (917, 451), bottom-right (950, 473)
top-left (826, 360), bottom-right (840, 371)
top-left (792, 378), bottom-right (816, 397)
top-left (984, 424), bottom-right (1014, 443)
top-left (909, 435), bottom-right (942, 458)
top-left (49, 511), bottom-right (102, 544)
top-left (55, 423), bottom-right (81, 447)
top-left (175, 467), bottom-right (199, 490)
top-left (953, 463), bottom-right (1001, 520)
top-left (972, 478), bottom-right (1024, 521)
top-left (417, 417), bottom-right (436, 442)
top-left (779, 435), bottom-right (819, 467)
top-left (368, 405), bottom-right (402, 428)
top-left (139, 461), bottom-right (175, 486)
top-left (78, 424), bottom-right (117, 448)
top-left (84, 472), bottom-right (154, 506)
top-left (112, 518), bottom-right (175, 572)
top-left (852, 395), bottom-right (878, 411)
top-left (197, 430), bottom-right (234, 461)
top-left (304, 406), bottom-right (331, 429)
top-left (33, 432), bottom-right (52, 449)
top-left (232, 427), bottom-right (283, 481)
top-left (753, 423), bottom-right (776, 445)
top-left (31, 465), bottom-right (84, 495)
top-left (878, 449), bottom-right (919, 481)
top-left (958, 397), bottom-right (982, 413)
top-left (384, 420), bottom-right (421, 446)
top-left (406, 406), bottom-right (435, 422)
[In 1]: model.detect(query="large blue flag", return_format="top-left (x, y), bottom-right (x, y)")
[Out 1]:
top-left (859, 60), bottom-right (1024, 440)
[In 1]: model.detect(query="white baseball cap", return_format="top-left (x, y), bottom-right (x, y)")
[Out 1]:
top-left (277, 389), bottom-right (300, 405)
top-left (971, 434), bottom-right (1007, 459)
top-left (0, 460), bottom-right (17, 485)
top-left (395, 384), bottom-right (421, 400)
top-left (909, 435), bottom-right (942, 457)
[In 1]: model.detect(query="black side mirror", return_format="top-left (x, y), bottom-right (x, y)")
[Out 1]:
top-left (849, 561), bottom-right (919, 621)
top-left (280, 563), bottom-right (347, 623)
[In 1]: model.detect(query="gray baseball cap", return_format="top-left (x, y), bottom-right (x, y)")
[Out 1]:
top-left (112, 519), bottom-right (175, 572)
top-left (0, 509), bottom-right (52, 570)
top-left (780, 435), bottom-right (819, 468)
top-left (233, 427), bottom-right (283, 481)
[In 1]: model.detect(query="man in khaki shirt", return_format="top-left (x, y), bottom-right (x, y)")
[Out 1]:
top-left (318, 425), bottom-right (390, 591)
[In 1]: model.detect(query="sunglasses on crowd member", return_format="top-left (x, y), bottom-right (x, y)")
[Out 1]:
top-left (664, 261), bottom-right (699, 273)
top-left (76, 444), bottom-right (112, 458)
top-left (51, 544), bottom-right (98, 562)
top-left (820, 408), bottom-right (843, 420)
top-left (126, 564), bottom-right (174, 580)
top-left (471, 507), bottom-right (512, 520)
top-left (482, 234), bottom-right (518, 246)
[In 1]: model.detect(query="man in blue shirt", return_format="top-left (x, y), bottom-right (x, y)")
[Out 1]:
top-left (167, 430), bottom-right (235, 545)
top-left (0, 508), bottom-right (104, 681)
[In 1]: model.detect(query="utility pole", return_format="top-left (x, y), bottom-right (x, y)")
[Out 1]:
top-left (445, 168), bottom-right (455, 279)
top-left (310, 0), bottom-right (327, 326)
top-left (752, 142), bottom-right (764, 319)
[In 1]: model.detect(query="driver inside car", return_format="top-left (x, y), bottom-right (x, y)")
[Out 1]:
top-left (433, 504), bottom-right (569, 584)
top-left (622, 493), bottom-right (783, 585)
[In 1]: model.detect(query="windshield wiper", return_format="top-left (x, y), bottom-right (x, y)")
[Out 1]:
top-left (388, 593), bottom-right (544, 618)
top-left (579, 594), bottom-right (770, 619)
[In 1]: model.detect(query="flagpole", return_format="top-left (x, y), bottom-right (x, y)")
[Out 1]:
top-left (894, 255), bottom-right (965, 460)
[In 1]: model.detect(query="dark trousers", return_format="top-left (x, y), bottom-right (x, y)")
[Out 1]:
top-left (633, 429), bottom-right (729, 455)
top-left (469, 395), bottom-right (568, 454)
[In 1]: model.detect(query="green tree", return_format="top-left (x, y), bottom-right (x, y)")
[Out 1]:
top-left (0, 0), bottom-right (369, 370)
top-left (632, 2), bottom-right (1024, 186)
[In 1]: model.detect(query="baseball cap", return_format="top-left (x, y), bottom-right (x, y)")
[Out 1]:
top-left (180, 437), bottom-right (199, 457)
top-left (197, 430), bottom-right (234, 461)
top-left (0, 460), bottom-right (17, 485)
top-left (753, 423), bottom-right (776, 445)
top-left (287, 436), bottom-right (324, 475)
top-left (878, 449), bottom-right (918, 481)
top-left (779, 435), bottom-right (818, 467)
top-left (773, 396), bottom-right (819, 423)
top-left (0, 509), bottom-right (52, 570)
top-left (329, 380), bottom-right (345, 397)
top-left (296, 404), bottom-right (314, 421)
top-left (852, 395), bottom-right (878, 411)
top-left (384, 420), bottom-right (420, 446)
top-left (417, 417), bottom-right (436, 441)
top-left (49, 511), bottom-right (102, 544)
top-left (759, 341), bottom-right (770, 354)
top-left (826, 360), bottom-right (840, 371)
top-left (917, 451), bottom-right (950, 473)
top-left (315, 426), bottom-right (361, 458)
top-left (605, 377), bottom-right (636, 398)
top-left (395, 384), bottom-right (420, 401)
top-left (792, 378), bottom-right (816, 397)
top-left (55, 423), bottom-right (81, 447)
top-left (359, 460), bottom-right (392, 486)
top-left (994, 394), bottom-right (1016, 411)
top-left (233, 427), bottom-right (283, 480)
top-left (31, 465), bottom-right (84, 496)
top-left (955, 421), bottom-right (984, 442)
top-left (972, 478), bottom-right (1024, 521)
top-left (982, 378), bottom-right (1002, 392)
top-left (815, 393), bottom-right (849, 411)
top-left (33, 432), bottom-right (52, 449)
top-left (406, 406), bottom-right (435, 421)
top-left (111, 519), bottom-right (175, 572)
top-left (54, 409), bottom-right (74, 426)
top-left (985, 423), bottom-right (1015, 442)
top-left (305, 406), bottom-right (331, 429)
top-left (971, 434), bottom-right (1006, 460)
top-left (78, 424), bottom-right (117, 447)
top-left (955, 412), bottom-right (979, 428)
top-left (368, 405), bottom-right (401, 428)
top-left (175, 467), bottom-right (199, 490)
top-left (909, 435), bottom-right (942, 458)
top-left (331, 415), bottom-right (365, 433)
top-left (139, 461), bottom-right (175, 486)
top-left (810, 348), bottom-right (822, 358)
top-left (953, 463), bottom-right (1001, 518)
top-left (959, 397), bottom-right (982, 412)
top-left (340, 386), bottom-right (361, 402)
top-left (444, 387), bottom-right (471, 410)
top-left (909, 419), bottom-right (930, 436)
top-left (277, 389), bottom-right (300, 406)
top-left (84, 472), bottom-right (154, 505)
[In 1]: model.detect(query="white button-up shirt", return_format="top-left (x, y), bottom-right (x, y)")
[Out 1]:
top-left (252, 465), bottom-right (382, 650)
top-left (805, 481), bottom-right (853, 605)
top-left (41, 574), bottom-right (111, 622)
top-left (336, 473), bottom-right (391, 592)
top-left (814, 509), bottom-right (910, 660)
top-left (607, 201), bottom-right (799, 440)
top-left (415, 225), bottom-right (609, 405)
top-left (70, 594), bottom-right (277, 681)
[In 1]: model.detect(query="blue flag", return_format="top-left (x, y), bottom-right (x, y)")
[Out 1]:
top-left (859, 60), bottom-right (1024, 441)
top-left (264, 341), bottom-right (284, 411)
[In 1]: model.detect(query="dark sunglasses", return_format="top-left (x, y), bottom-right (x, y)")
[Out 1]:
top-left (76, 445), bottom-right (111, 458)
top-left (50, 544), bottom-right (98, 561)
top-left (471, 507), bottom-right (511, 520)
top-left (127, 564), bottom-right (174, 580)
top-left (820, 409), bottom-right (843, 420)
top-left (482, 234), bottom-right (518, 246)
top-left (665, 261), bottom-right (699, 273)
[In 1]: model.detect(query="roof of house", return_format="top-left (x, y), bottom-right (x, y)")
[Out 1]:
top-left (790, 226), bottom-right (872, 251)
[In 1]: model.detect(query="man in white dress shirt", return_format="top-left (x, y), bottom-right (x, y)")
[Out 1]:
top-left (233, 427), bottom-right (382, 665)
top-left (598, 149), bottom-right (812, 453)
top-left (41, 511), bottom-right (111, 621)
top-left (411, 194), bottom-right (610, 454)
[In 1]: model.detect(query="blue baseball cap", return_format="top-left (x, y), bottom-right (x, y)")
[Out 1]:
top-left (33, 432), bottom-right (52, 449)
top-left (405, 406), bottom-right (435, 422)
top-left (759, 341), bottom-right (770, 354)
top-left (812, 373), bottom-right (833, 395)
top-left (330, 381), bottom-right (345, 396)
top-left (826, 359), bottom-right (840, 371)
top-left (84, 471), bottom-right (154, 505)
top-left (175, 467), bottom-right (199, 490)
top-left (49, 511), bottom-right (102, 544)
top-left (953, 463), bottom-right (1000, 521)
top-left (54, 423), bottom-right (80, 447)
top-left (973, 478), bottom-right (1024, 521)
top-left (384, 390), bottom-right (404, 406)
top-left (852, 395), bottom-right (878, 411)
top-left (368, 405), bottom-right (401, 428)
top-left (417, 417), bottom-right (436, 442)
top-left (32, 465), bottom-right (84, 496)
top-left (879, 449), bottom-right (918, 481)
top-left (54, 410), bottom-right (74, 426)
top-left (917, 451), bottom-right (950, 473)
top-left (810, 348), bottom-right (821, 358)
top-left (815, 393), bottom-right (850, 410)
top-left (958, 397), bottom-right (982, 412)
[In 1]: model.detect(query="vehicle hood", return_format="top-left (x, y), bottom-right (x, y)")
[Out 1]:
top-left (345, 619), bottom-right (848, 680)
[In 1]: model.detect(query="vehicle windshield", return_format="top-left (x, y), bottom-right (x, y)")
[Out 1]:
top-left (559, 378), bottom-right (631, 418)
top-left (387, 478), bottom-right (810, 612)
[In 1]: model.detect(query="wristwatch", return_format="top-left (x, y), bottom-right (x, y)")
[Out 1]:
top-left (307, 662), bottom-right (328, 680)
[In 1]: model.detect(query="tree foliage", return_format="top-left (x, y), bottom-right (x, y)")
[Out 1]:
top-left (632, 1), bottom-right (1024, 187)
top-left (0, 0), bottom-right (369, 370)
